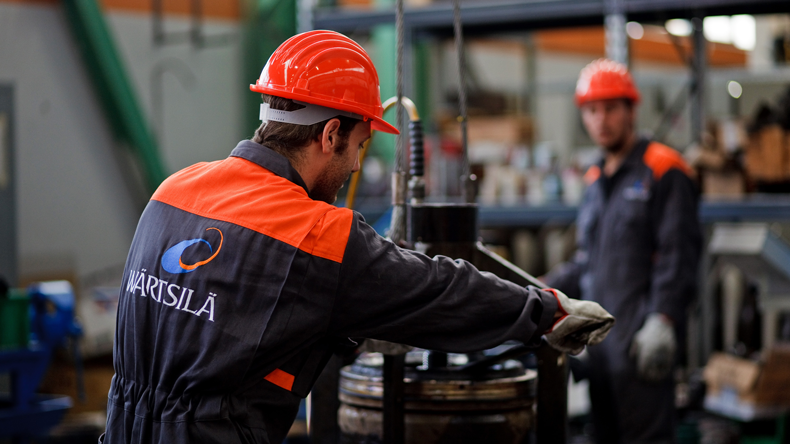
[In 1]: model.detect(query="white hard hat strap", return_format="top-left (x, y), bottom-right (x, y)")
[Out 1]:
top-left (259, 101), bottom-right (364, 126)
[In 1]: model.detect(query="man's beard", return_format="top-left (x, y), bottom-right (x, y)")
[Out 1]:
top-left (602, 129), bottom-right (631, 155)
top-left (311, 152), bottom-right (352, 204)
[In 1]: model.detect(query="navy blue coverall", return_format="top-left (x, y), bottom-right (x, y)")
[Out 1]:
top-left (545, 137), bottom-right (702, 443)
top-left (101, 140), bottom-right (559, 444)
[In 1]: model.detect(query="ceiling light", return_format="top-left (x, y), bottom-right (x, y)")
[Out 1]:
top-left (727, 80), bottom-right (743, 99)
top-left (626, 22), bottom-right (644, 40)
top-left (704, 16), bottom-right (732, 44)
top-left (731, 15), bottom-right (756, 51)
top-left (665, 19), bottom-right (692, 37)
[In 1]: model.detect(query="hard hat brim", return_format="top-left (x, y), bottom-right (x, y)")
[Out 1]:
top-left (371, 118), bottom-right (399, 135)
top-left (251, 84), bottom-right (399, 135)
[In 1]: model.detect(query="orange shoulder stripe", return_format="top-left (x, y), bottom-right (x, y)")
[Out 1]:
top-left (264, 368), bottom-right (295, 391)
top-left (152, 157), bottom-right (353, 263)
top-left (643, 142), bottom-right (693, 180)
top-left (584, 165), bottom-right (601, 185)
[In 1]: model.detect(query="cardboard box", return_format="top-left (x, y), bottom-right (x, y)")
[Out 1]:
top-left (704, 345), bottom-right (790, 406)
top-left (745, 125), bottom-right (788, 182)
top-left (702, 169), bottom-right (746, 198)
top-left (442, 115), bottom-right (534, 147)
top-left (716, 118), bottom-right (748, 154)
top-left (441, 115), bottom-right (534, 164)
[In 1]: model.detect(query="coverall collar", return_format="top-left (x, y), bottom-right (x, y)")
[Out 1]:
top-left (597, 136), bottom-right (651, 198)
top-left (230, 140), bottom-right (310, 195)
top-left (619, 136), bottom-right (651, 171)
top-left (597, 135), bottom-right (651, 177)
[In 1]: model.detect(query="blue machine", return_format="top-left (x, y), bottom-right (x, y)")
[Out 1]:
top-left (0, 280), bottom-right (83, 442)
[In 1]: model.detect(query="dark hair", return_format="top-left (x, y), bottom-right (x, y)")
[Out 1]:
top-left (252, 95), bottom-right (359, 167)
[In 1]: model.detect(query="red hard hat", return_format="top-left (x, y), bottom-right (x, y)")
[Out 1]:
top-left (250, 30), bottom-right (399, 135)
top-left (575, 59), bottom-right (640, 107)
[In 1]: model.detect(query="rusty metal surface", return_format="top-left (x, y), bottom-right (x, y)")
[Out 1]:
top-left (339, 352), bottom-right (537, 428)
top-left (339, 403), bottom-right (534, 444)
top-left (340, 366), bottom-right (537, 410)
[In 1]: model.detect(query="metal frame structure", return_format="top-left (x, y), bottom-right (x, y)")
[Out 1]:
top-left (313, 0), bottom-right (790, 224)
top-left (313, 0), bottom-right (787, 36)
top-left (313, 0), bottom-right (787, 146)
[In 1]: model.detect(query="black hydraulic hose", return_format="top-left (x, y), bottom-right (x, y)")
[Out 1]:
top-left (409, 120), bottom-right (424, 178)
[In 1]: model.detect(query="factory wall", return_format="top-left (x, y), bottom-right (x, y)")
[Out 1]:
top-left (0, 1), bottom-right (243, 296)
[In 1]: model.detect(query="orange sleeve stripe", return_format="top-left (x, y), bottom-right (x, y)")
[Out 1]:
top-left (264, 369), bottom-right (295, 391)
top-left (151, 157), bottom-right (353, 263)
top-left (299, 208), bottom-right (355, 263)
top-left (643, 142), bottom-right (693, 180)
top-left (584, 165), bottom-right (601, 185)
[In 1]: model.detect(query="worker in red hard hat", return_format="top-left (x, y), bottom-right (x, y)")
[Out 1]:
top-left (544, 58), bottom-right (702, 443)
top-left (100, 32), bottom-right (615, 444)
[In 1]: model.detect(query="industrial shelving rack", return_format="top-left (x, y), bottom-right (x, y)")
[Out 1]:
top-left (312, 0), bottom-right (790, 228)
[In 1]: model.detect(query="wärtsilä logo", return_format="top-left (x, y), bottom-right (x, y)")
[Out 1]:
top-left (161, 227), bottom-right (223, 274)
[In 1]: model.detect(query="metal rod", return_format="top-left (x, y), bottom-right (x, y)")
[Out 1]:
top-left (452, 0), bottom-right (472, 203)
top-left (191, 0), bottom-right (202, 47)
top-left (691, 17), bottom-right (707, 146)
top-left (382, 354), bottom-right (405, 444)
top-left (389, 0), bottom-right (409, 246)
top-left (604, 0), bottom-right (628, 65)
top-left (395, 0), bottom-right (406, 174)
top-left (384, 2), bottom-right (408, 440)
top-left (535, 343), bottom-right (568, 444)
top-left (152, 0), bottom-right (163, 45)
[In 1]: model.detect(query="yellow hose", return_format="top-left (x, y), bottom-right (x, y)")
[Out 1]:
top-left (345, 138), bottom-right (371, 210)
top-left (346, 97), bottom-right (420, 210)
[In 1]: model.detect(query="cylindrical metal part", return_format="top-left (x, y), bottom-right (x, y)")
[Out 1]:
top-left (339, 353), bottom-right (536, 444)
top-left (408, 177), bottom-right (425, 203)
top-left (392, 172), bottom-right (407, 206)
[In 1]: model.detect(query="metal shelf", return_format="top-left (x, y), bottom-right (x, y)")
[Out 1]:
top-left (353, 196), bottom-right (790, 228)
top-left (478, 196), bottom-right (790, 227)
top-left (314, 0), bottom-right (788, 35)
top-left (479, 197), bottom-right (790, 227)
top-left (478, 203), bottom-right (578, 227)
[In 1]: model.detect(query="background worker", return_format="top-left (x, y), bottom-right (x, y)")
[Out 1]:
top-left (101, 31), bottom-right (614, 444)
top-left (543, 59), bottom-right (702, 443)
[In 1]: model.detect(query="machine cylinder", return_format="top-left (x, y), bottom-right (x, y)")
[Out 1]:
top-left (338, 352), bottom-right (536, 444)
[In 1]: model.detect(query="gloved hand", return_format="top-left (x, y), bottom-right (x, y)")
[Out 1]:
top-left (629, 313), bottom-right (676, 382)
top-left (543, 288), bottom-right (615, 355)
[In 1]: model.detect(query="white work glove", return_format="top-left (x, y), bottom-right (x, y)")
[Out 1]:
top-left (543, 289), bottom-right (615, 355)
top-left (629, 313), bottom-right (676, 382)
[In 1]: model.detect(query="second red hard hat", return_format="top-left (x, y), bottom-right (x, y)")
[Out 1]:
top-left (575, 58), bottom-right (641, 107)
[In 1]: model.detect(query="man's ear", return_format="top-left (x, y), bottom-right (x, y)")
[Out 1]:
top-left (321, 118), bottom-right (342, 155)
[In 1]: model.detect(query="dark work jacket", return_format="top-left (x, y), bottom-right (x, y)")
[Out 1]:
top-left (545, 137), bottom-right (702, 371)
top-left (101, 141), bottom-right (558, 444)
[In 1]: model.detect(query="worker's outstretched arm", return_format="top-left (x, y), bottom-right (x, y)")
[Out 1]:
top-left (328, 214), bottom-right (613, 354)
